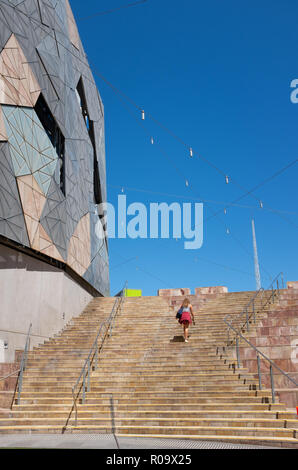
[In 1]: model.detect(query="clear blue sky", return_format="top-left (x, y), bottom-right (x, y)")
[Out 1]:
top-left (71, 0), bottom-right (298, 296)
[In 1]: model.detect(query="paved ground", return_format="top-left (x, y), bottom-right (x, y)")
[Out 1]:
top-left (0, 434), bottom-right (280, 449)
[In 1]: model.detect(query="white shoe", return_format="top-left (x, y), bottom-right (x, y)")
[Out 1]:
top-left (185, 339), bottom-right (188, 343)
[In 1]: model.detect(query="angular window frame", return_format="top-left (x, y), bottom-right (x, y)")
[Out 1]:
top-left (76, 77), bottom-right (103, 207)
top-left (34, 93), bottom-right (66, 195)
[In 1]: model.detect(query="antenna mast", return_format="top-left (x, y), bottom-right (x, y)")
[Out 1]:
top-left (252, 218), bottom-right (261, 290)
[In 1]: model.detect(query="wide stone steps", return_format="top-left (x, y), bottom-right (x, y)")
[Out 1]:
top-left (20, 366), bottom-right (248, 375)
top-left (67, 424), bottom-right (297, 439)
top-left (17, 390), bottom-right (274, 403)
top-left (12, 404), bottom-right (284, 414)
top-left (22, 370), bottom-right (258, 380)
top-left (1, 417), bottom-right (297, 432)
top-left (19, 387), bottom-right (260, 395)
top-left (4, 293), bottom-right (297, 447)
top-left (16, 396), bottom-right (273, 406)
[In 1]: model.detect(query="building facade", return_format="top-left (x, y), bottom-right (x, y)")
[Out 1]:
top-left (0, 0), bottom-right (109, 360)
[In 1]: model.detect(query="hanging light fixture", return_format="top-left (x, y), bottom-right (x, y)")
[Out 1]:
top-left (141, 110), bottom-right (145, 120)
top-left (226, 228), bottom-right (230, 234)
top-left (259, 200), bottom-right (263, 208)
top-left (185, 180), bottom-right (189, 187)
top-left (225, 175), bottom-right (229, 184)
top-left (150, 137), bottom-right (154, 145)
top-left (189, 148), bottom-right (193, 157)
top-left (224, 208), bottom-right (227, 215)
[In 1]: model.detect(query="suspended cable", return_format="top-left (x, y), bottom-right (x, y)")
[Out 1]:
top-left (86, 60), bottom-right (298, 230)
top-left (107, 185), bottom-right (298, 217)
top-left (194, 256), bottom-right (256, 279)
top-left (205, 158), bottom-right (298, 225)
top-left (100, 93), bottom-right (272, 280)
top-left (110, 256), bottom-right (138, 270)
top-left (78, 0), bottom-right (148, 21)
top-left (111, 250), bottom-right (170, 287)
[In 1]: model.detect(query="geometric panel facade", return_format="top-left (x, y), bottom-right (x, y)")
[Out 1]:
top-left (0, 33), bottom-right (41, 107)
top-left (0, 0), bottom-right (109, 296)
top-left (2, 105), bottom-right (58, 195)
top-left (0, 142), bottom-right (29, 247)
top-left (0, 106), bottom-right (7, 141)
top-left (17, 174), bottom-right (47, 246)
top-left (67, 213), bottom-right (91, 277)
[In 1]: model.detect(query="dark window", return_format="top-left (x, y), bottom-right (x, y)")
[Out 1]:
top-left (34, 94), bottom-right (65, 195)
top-left (76, 77), bottom-right (102, 206)
top-left (76, 77), bottom-right (90, 130)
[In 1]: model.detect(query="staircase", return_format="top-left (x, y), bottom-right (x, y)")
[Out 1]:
top-left (0, 293), bottom-right (297, 447)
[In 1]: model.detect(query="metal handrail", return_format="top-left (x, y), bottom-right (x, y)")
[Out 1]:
top-left (225, 272), bottom-right (284, 343)
top-left (63, 282), bottom-right (127, 430)
top-left (15, 323), bottom-right (32, 405)
top-left (221, 318), bottom-right (298, 403)
top-left (0, 370), bottom-right (21, 382)
top-left (0, 325), bottom-right (39, 385)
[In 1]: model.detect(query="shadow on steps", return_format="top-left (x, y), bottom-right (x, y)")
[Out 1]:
top-left (170, 336), bottom-right (191, 343)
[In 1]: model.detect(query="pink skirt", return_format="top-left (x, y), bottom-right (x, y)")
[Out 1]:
top-left (179, 311), bottom-right (192, 325)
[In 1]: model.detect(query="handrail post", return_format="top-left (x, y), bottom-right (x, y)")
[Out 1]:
top-left (257, 355), bottom-right (262, 390)
top-left (270, 364), bottom-right (276, 401)
top-left (236, 336), bottom-right (240, 368)
top-left (73, 387), bottom-right (78, 426)
top-left (281, 273), bottom-right (284, 289)
top-left (17, 369), bottom-right (23, 405)
top-left (82, 370), bottom-right (86, 404)
top-left (246, 308), bottom-right (249, 332)
top-left (17, 323), bottom-right (32, 405)
top-left (252, 301), bottom-right (256, 324)
top-left (95, 338), bottom-right (98, 371)
top-left (87, 358), bottom-right (91, 392)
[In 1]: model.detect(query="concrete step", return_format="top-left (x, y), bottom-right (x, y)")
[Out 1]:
top-left (12, 409), bottom-right (294, 421)
top-left (68, 424), bottom-right (298, 439)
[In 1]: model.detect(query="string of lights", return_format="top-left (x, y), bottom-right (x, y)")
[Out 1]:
top-left (88, 62), bottom-right (298, 234)
top-left (98, 79), bottom-right (274, 279)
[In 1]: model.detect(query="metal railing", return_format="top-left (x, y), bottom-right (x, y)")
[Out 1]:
top-left (0, 370), bottom-right (20, 382)
top-left (63, 282), bottom-right (127, 430)
top-left (214, 272), bottom-right (298, 403)
top-left (219, 319), bottom-right (298, 403)
top-left (13, 323), bottom-right (32, 405)
top-left (225, 272), bottom-right (284, 344)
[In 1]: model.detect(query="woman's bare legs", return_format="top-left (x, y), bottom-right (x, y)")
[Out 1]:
top-left (183, 321), bottom-right (189, 341)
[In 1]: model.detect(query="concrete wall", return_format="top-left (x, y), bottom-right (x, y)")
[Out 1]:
top-left (158, 286), bottom-right (228, 297)
top-left (158, 288), bottom-right (191, 297)
top-left (0, 244), bottom-right (93, 362)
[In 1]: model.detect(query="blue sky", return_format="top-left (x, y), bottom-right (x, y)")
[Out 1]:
top-left (71, 0), bottom-right (298, 296)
